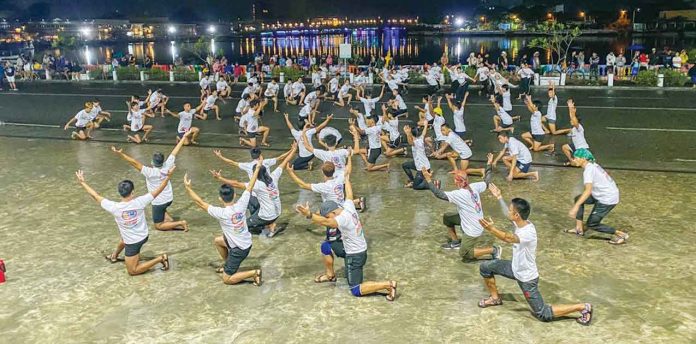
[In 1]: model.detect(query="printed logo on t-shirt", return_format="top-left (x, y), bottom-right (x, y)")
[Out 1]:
top-left (121, 210), bottom-right (138, 225)
top-left (351, 213), bottom-right (363, 236)
top-left (469, 190), bottom-right (482, 214)
top-left (231, 212), bottom-right (245, 230)
top-left (333, 185), bottom-right (344, 200)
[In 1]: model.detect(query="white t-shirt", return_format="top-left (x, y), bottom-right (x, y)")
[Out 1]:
top-left (177, 110), bottom-right (195, 133)
top-left (204, 95), bottom-right (217, 111)
top-left (87, 106), bottom-right (100, 121)
top-left (506, 137), bottom-right (532, 164)
top-left (313, 149), bottom-right (349, 176)
top-left (235, 98), bottom-right (248, 114)
top-left (199, 77), bottom-right (210, 89)
top-left (497, 108), bottom-right (513, 125)
top-left (207, 191), bottom-right (252, 250)
top-left (476, 66), bottom-right (489, 81)
top-left (241, 86), bottom-right (254, 99)
top-left (318, 127), bottom-right (342, 142)
top-left (299, 103), bottom-right (312, 118)
top-left (444, 182), bottom-right (487, 237)
top-left (570, 124), bottom-right (589, 149)
top-left (433, 116), bottom-right (446, 141)
top-left (283, 83), bottom-right (292, 97)
top-left (74, 110), bottom-right (92, 127)
top-left (238, 158), bottom-right (277, 179)
top-left (413, 136), bottom-right (430, 170)
top-left (329, 78), bottom-right (339, 93)
top-left (583, 163), bottom-right (619, 205)
top-left (216, 80), bottom-right (228, 91)
top-left (291, 128), bottom-right (317, 158)
top-left (304, 91), bottom-right (318, 105)
top-left (148, 92), bottom-right (162, 107)
top-left (360, 97), bottom-right (379, 116)
top-left (502, 91), bottom-right (512, 112)
top-left (334, 200), bottom-right (367, 254)
top-left (240, 111), bottom-right (258, 133)
top-left (355, 112), bottom-right (367, 131)
top-left (530, 111), bottom-right (544, 135)
top-left (383, 118), bottom-right (400, 142)
top-left (453, 108), bottom-right (466, 132)
top-left (265, 83), bottom-right (279, 97)
top-left (365, 125), bottom-right (382, 149)
top-left (386, 79), bottom-right (399, 91)
top-left (100, 194), bottom-right (154, 244)
top-left (128, 109), bottom-right (145, 131)
top-left (291, 81), bottom-right (305, 96)
top-left (394, 94), bottom-right (407, 110)
top-left (339, 84), bottom-right (351, 96)
top-left (517, 67), bottom-right (534, 79)
top-left (512, 222), bottom-right (539, 282)
top-left (248, 167), bottom-right (283, 220)
top-left (311, 174), bottom-right (345, 203)
top-left (445, 132), bottom-right (472, 159)
top-left (546, 95), bottom-right (558, 120)
top-left (140, 155), bottom-right (175, 205)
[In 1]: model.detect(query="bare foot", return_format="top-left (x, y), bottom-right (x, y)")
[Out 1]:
top-left (182, 220), bottom-right (189, 232)
top-left (532, 171), bottom-right (540, 182)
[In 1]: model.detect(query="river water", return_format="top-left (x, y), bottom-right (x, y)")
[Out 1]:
top-left (4, 29), bottom-right (696, 66)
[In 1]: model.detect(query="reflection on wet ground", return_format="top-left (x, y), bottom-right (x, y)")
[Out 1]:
top-left (0, 137), bottom-right (694, 343)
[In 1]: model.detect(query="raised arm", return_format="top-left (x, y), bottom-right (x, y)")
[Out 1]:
top-left (75, 170), bottom-right (104, 203)
top-left (403, 124), bottom-right (415, 146)
top-left (286, 164), bottom-right (312, 190)
top-left (182, 173), bottom-right (210, 210)
top-left (150, 166), bottom-right (176, 199)
top-left (111, 146), bottom-right (143, 171)
top-left (315, 114), bottom-right (333, 132)
top-left (301, 127), bottom-right (315, 154)
top-left (209, 170), bottom-right (247, 189)
top-left (246, 158), bottom-right (263, 193)
top-left (523, 95), bottom-right (535, 113)
top-left (421, 168), bottom-right (448, 201)
top-left (567, 99), bottom-right (580, 128)
top-left (170, 131), bottom-right (191, 157)
top-left (278, 143), bottom-right (298, 168)
top-left (212, 149), bottom-right (239, 168)
top-left (459, 92), bottom-right (470, 112)
top-left (479, 217), bottom-right (520, 244)
top-left (445, 94), bottom-right (457, 112)
top-left (344, 149), bottom-right (354, 180)
top-left (283, 112), bottom-right (295, 131)
top-left (295, 202), bottom-right (339, 228)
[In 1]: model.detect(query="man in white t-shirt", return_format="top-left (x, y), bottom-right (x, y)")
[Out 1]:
top-left (111, 135), bottom-right (191, 232)
top-left (561, 98), bottom-right (590, 167)
top-left (294, 172), bottom-right (398, 301)
top-left (422, 154), bottom-right (501, 260)
top-left (520, 96), bottom-right (555, 153)
top-left (183, 165), bottom-right (263, 286)
top-left (213, 146), bottom-right (293, 179)
top-left (288, 77), bottom-right (306, 105)
top-left (282, 113), bottom-right (331, 170)
top-left (302, 129), bottom-right (350, 177)
top-left (264, 78), bottom-right (281, 112)
top-left (357, 85), bottom-right (385, 117)
top-left (401, 124), bottom-right (434, 190)
top-left (349, 116), bottom-right (390, 172)
top-left (239, 99), bottom-right (271, 148)
top-left (64, 102), bottom-right (95, 140)
top-left (316, 126), bottom-right (343, 150)
top-left (432, 124), bottom-right (485, 176)
top-left (145, 88), bottom-right (169, 117)
top-left (477, 186), bottom-right (593, 325)
top-left (493, 132), bottom-right (539, 182)
top-left (490, 95), bottom-right (517, 133)
top-left (124, 102), bottom-right (155, 144)
top-left (75, 168), bottom-right (174, 275)
top-left (216, 78), bottom-right (231, 98)
top-left (542, 83), bottom-right (571, 135)
top-left (199, 90), bottom-right (225, 121)
top-left (212, 144), bottom-right (297, 238)
top-left (566, 149), bottom-right (628, 245)
top-left (334, 79), bottom-right (353, 107)
top-left (166, 102), bottom-right (205, 145)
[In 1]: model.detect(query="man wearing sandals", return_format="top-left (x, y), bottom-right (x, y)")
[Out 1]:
top-left (182, 165), bottom-right (263, 286)
top-left (477, 184), bottom-right (593, 325)
top-left (294, 166), bottom-right (398, 301)
top-left (75, 168), bottom-right (174, 276)
top-left (566, 149), bottom-right (629, 245)
top-left (422, 154), bottom-right (501, 261)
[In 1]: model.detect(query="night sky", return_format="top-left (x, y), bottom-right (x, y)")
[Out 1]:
top-left (3, 0), bottom-right (686, 21)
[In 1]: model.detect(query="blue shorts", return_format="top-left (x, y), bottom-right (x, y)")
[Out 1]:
top-left (516, 161), bottom-right (531, 173)
top-left (532, 134), bottom-right (545, 143)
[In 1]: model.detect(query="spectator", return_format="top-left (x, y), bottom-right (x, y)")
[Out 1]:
top-left (688, 64), bottom-right (696, 88)
top-left (498, 51), bottom-right (509, 71)
top-left (679, 49), bottom-right (689, 65)
top-left (616, 53), bottom-right (627, 78)
top-left (672, 52), bottom-right (682, 70)
top-left (0, 62), bottom-right (4, 90)
top-left (589, 53), bottom-right (600, 80)
top-left (639, 52), bottom-right (648, 70)
top-left (606, 52), bottom-right (616, 75)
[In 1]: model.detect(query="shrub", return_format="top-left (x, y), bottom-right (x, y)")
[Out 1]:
top-left (147, 68), bottom-right (168, 81)
top-left (116, 66), bottom-right (140, 81)
top-left (661, 68), bottom-right (688, 87)
top-left (635, 70), bottom-right (657, 86)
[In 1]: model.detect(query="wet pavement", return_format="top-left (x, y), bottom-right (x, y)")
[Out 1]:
top-left (0, 82), bottom-right (695, 343)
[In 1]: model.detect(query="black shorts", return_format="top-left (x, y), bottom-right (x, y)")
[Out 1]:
top-left (246, 131), bottom-right (258, 139)
top-left (345, 251), bottom-right (367, 287)
top-left (224, 244), bottom-right (251, 275)
top-left (516, 161), bottom-right (531, 173)
top-left (388, 136), bottom-right (402, 149)
top-left (329, 239), bottom-right (346, 258)
top-left (152, 201), bottom-right (172, 223)
top-left (501, 122), bottom-right (513, 129)
top-left (532, 134), bottom-right (545, 143)
top-left (265, 95), bottom-right (275, 100)
top-left (569, 143), bottom-right (577, 152)
top-left (76, 126), bottom-right (89, 132)
top-left (124, 236), bottom-right (149, 257)
top-left (455, 131), bottom-right (467, 140)
top-left (367, 148), bottom-right (382, 164)
top-left (293, 94), bottom-right (302, 102)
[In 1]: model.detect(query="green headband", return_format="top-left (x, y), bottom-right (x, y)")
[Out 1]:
top-left (573, 148), bottom-right (595, 162)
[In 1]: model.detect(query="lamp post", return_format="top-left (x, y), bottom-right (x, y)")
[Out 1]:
top-left (579, 11), bottom-right (586, 23)
top-left (632, 8), bottom-right (641, 24)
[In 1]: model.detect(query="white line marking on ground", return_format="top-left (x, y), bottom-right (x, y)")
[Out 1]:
top-left (606, 127), bottom-right (696, 133)
top-left (588, 96), bottom-right (664, 99)
top-left (675, 158), bottom-right (696, 162)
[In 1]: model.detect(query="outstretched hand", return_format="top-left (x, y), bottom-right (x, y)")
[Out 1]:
top-left (486, 152), bottom-right (494, 165)
top-left (111, 146), bottom-right (123, 154)
top-left (183, 173), bottom-right (192, 187)
top-left (479, 217), bottom-right (495, 231)
top-left (488, 183), bottom-right (502, 199)
top-left (209, 169), bottom-right (222, 179)
top-left (75, 170), bottom-right (85, 183)
top-left (295, 202), bottom-right (311, 217)
top-left (213, 149), bottom-right (222, 157)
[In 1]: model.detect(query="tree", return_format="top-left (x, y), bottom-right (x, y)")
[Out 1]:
top-left (528, 22), bottom-right (581, 74)
top-left (179, 37), bottom-right (212, 64)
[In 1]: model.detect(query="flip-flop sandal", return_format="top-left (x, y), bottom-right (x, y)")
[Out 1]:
top-left (609, 233), bottom-right (629, 245)
top-left (386, 281), bottom-right (398, 301)
top-left (314, 274), bottom-right (337, 283)
top-left (253, 269), bottom-right (263, 286)
top-left (104, 254), bottom-right (124, 264)
top-left (563, 162), bottom-right (572, 167)
top-left (359, 197), bottom-right (366, 212)
top-left (266, 224), bottom-right (287, 238)
top-left (161, 254), bottom-right (170, 271)
top-left (215, 266), bottom-right (224, 274)
top-left (564, 228), bottom-right (584, 236)
top-left (576, 303), bottom-right (593, 326)
top-left (478, 296), bottom-right (503, 308)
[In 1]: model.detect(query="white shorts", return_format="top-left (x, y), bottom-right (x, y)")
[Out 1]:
top-left (7, 76), bottom-right (15, 83)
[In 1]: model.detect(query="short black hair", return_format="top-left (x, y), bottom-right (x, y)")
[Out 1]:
top-left (250, 147), bottom-right (262, 159)
top-left (324, 134), bottom-right (337, 147)
top-left (511, 198), bottom-right (531, 220)
top-left (219, 184), bottom-right (235, 202)
top-left (242, 93), bottom-right (251, 100)
top-left (502, 84), bottom-right (509, 90)
top-left (118, 180), bottom-right (134, 197)
top-left (441, 123), bottom-right (450, 131)
top-left (497, 131), bottom-right (509, 138)
top-left (532, 100), bottom-right (542, 109)
top-left (411, 126), bottom-right (421, 137)
top-left (152, 152), bottom-right (165, 167)
top-left (183, 102), bottom-right (191, 107)
top-left (249, 99), bottom-right (260, 107)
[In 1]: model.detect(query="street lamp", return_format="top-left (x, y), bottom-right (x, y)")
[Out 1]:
top-left (207, 25), bottom-right (216, 34)
top-left (632, 8), bottom-right (641, 24)
top-left (167, 25), bottom-right (176, 34)
top-left (80, 26), bottom-right (90, 38)
top-left (454, 17), bottom-right (464, 27)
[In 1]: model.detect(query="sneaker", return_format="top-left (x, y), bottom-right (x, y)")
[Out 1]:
top-left (576, 303), bottom-right (593, 326)
top-left (493, 244), bottom-right (502, 260)
top-left (433, 180), bottom-right (441, 189)
top-left (441, 240), bottom-right (461, 250)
